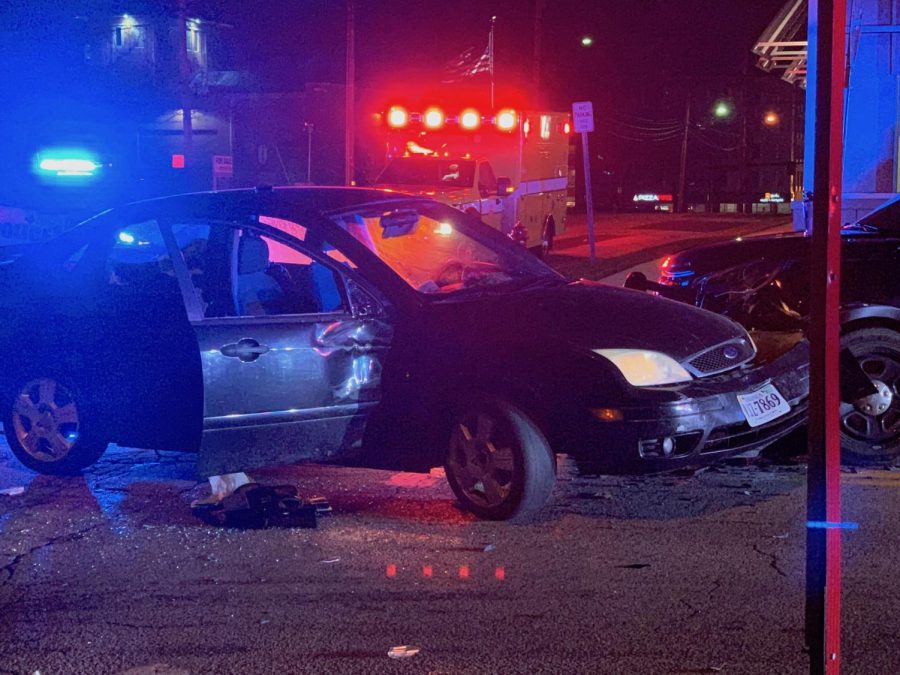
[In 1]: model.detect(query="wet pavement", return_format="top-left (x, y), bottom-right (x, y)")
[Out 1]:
top-left (1, 439), bottom-right (899, 674)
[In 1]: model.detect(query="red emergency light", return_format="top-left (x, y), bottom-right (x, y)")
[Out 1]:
top-left (387, 106), bottom-right (409, 128)
top-left (495, 109), bottom-right (518, 132)
top-left (459, 108), bottom-right (481, 130)
top-left (423, 107), bottom-right (445, 129)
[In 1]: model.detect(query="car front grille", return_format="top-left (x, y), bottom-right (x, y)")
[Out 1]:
top-left (684, 338), bottom-right (755, 377)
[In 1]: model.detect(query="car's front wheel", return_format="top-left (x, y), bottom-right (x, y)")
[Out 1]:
top-left (3, 376), bottom-right (108, 475)
top-left (444, 398), bottom-right (556, 521)
top-left (839, 327), bottom-right (900, 464)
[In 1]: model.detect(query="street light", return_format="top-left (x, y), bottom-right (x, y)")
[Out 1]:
top-left (580, 35), bottom-right (594, 47)
top-left (763, 110), bottom-right (780, 126)
top-left (713, 99), bottom-right (734, 119)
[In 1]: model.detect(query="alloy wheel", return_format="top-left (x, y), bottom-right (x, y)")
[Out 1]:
top-left (840, 351), bottom-right (900, 449)
top-left (11, 378), bottom-right (81, 463)
top-left (447, 411), bottom-right (518, 510)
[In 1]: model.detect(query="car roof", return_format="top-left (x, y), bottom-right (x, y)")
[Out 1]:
top-left (118, 185), bottom-right (425, 216)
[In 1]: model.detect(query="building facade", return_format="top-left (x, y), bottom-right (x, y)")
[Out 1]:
top-left (756, 0), bottom-right (900, 221)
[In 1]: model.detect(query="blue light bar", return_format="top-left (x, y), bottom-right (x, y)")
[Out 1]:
top-left (38, 158), bottom-right (100, 176)
top-left (32, 148), bottom-right (102, 180)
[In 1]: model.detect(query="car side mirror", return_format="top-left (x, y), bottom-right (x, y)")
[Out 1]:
top-left (496, 177), bottom-right (512, 196)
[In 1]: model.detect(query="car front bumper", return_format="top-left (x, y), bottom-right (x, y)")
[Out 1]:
top-left (572, 339), bottom-right (810, 474)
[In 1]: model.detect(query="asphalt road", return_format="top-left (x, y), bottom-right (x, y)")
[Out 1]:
top-left (1, 438), bottom-right (899, 675)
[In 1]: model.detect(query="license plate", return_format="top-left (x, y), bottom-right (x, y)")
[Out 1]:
top-left (737, 383), bottom-right (791, 428)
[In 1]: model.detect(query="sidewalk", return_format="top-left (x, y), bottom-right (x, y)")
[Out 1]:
top-left (548, 211), bottom-right (794, 281)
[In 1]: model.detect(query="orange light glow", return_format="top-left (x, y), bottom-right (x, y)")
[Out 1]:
top-left (591, 408), bottom-right (624, 422)
top-left (763, 111), bottom-right (780, 126)
top-left (386, 564), bottom-right (397, 577)
top-left (523, 119), bottom-right (531, 137)
top-left (423, 107), bottom-right (445, 129)
top-left (387, 106), bottom-right (409, 128)
top-left (458, 565), bottom-right (470, 579)
top-left (563, 121), bottom-right (572, 134)
top-left (459, 109), bottom-right (481, 130)
top-left (661, 256), bottom-right (671, 269)
top-left (496, 109), bottom-right (518, 131)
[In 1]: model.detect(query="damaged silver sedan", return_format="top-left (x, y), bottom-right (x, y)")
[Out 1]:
top-left (0, 188), bottom-right (809, 520)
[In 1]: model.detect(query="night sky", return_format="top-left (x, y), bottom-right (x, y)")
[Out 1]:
top-left (0, 0), bottom-right (795, 200)
top-left (214, 1), bottom-right (789, 103)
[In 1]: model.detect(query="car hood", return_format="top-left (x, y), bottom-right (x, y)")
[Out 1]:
top-left (665, 232), bottom-right (808, 277)
top-left (430, 280), bottom-right (750, 362)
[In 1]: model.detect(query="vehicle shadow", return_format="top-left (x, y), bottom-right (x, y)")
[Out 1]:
top-left (0, 441), bottom-right (810, 529)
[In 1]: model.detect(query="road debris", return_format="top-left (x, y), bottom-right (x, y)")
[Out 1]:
top-left (319, 558), bottom-right (341, 564)
top-left (0, 486), bottom-right (24, 496)
top-left (388, 645), bottom-right (421, 659)
top-left (617, 563), bottom-right (651, 569)
top-left (191, 483), bottom-right (318, 529)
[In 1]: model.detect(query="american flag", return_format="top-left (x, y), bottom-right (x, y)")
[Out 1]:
top-left (441, 43), bottom-right (492, 83)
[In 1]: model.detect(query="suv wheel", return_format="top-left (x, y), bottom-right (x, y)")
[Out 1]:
top-left (839, 327), bottom-right (900, 464)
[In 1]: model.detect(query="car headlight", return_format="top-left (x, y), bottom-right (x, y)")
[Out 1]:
top-left (593, 349), bottom-right (693, 386)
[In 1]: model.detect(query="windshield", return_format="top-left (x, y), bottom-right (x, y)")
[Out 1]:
top-left (331, 201), bottom-right (562, 296)
top-left (377, 158), bottom-right (476, 189)
top-left (854, 194), bottom-right (900, 232)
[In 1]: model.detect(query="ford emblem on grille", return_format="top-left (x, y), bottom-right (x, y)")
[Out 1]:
top-left (722, 345), bottom-right (741, 360)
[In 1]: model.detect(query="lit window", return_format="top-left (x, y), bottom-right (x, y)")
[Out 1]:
top-left (113, 22), bottom-right (144, 50)
top-left (186, 25), bottom-right (201, 53)
top-left (540, 115), bottom-right (551, 140)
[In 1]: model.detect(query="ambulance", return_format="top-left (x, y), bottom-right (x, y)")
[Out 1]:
top-left (374, 103), bottom-right (571, 255)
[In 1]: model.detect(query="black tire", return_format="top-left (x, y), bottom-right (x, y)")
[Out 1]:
top-left (2, 375), bottom-right (108, 475)
top-left (444, 398), bottom-right (556, 521)
top-left (839, 327), bottom-right (900, 464)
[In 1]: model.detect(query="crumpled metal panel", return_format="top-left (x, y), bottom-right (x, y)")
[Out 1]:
top-left (195, 317), bottom-right (393, 477)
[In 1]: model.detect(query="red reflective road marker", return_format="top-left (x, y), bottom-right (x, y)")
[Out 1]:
top-left (422, 565), bottom-right (433, 578)
top-left (458, 565), bottom-right (470, 579)
top-left (386, 564), bottom-right (397, 578)
top-left (494, 567), bottom-right (506, 581)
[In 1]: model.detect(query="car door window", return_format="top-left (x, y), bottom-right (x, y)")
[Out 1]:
top-left (167, 220), bottom-right (349, 319)
top-left (105, 219), bottom-right (184, 302)
top-left (248, 231), bottom-right (346, 316)
top-left (478, 162), bottom-right (498, 197)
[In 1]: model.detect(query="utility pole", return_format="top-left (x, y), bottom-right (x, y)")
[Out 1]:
top-left (532, 0), bottom-right (545, 104)
top-left (304, 122), bottom-right (313, 184)
top-left (677, 93), bottom-right (691, 213)
top-left (806, 1), bottom-right (847, 672)
top-left (176, 0), bottom-right (193, 179)
top-left (344, 0), bottom-right (355, 186)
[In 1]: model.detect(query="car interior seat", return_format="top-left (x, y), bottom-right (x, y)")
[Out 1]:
top-left (235, 235), bottom-right (284, 315)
